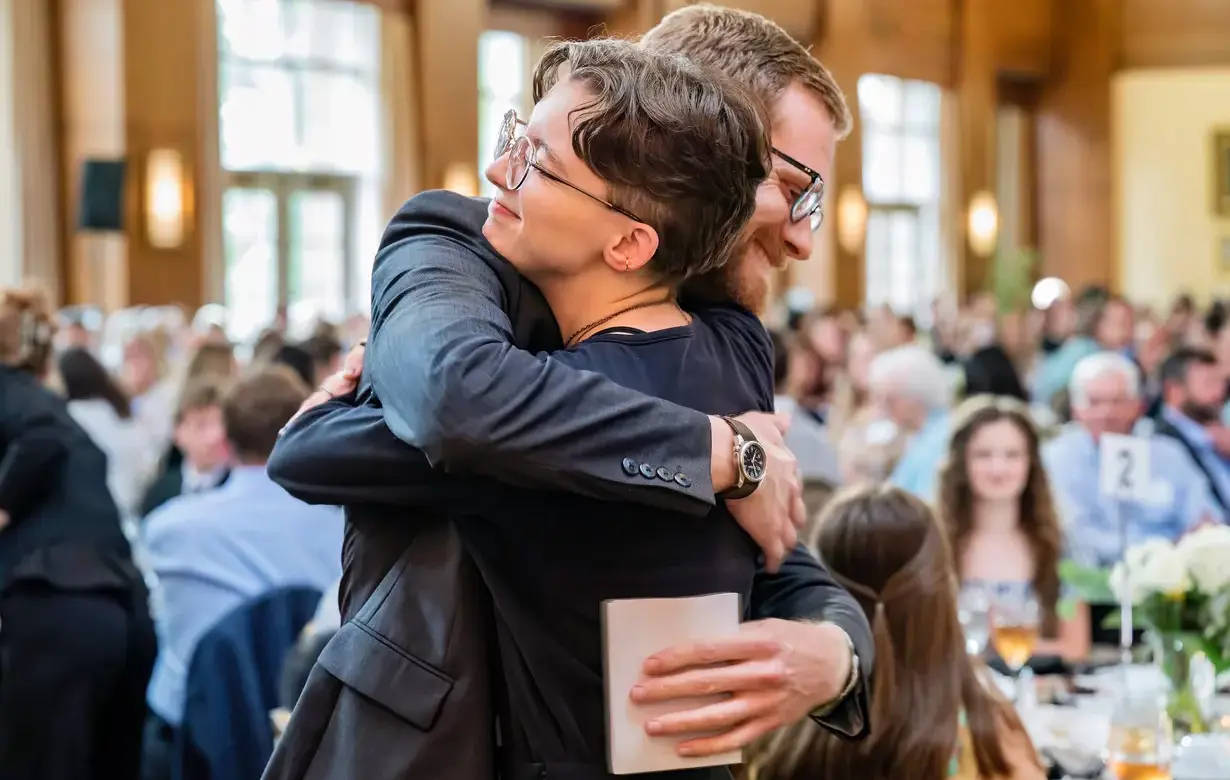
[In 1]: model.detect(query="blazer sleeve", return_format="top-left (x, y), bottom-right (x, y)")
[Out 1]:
top-left (366, 191), bottom-right (716, 517)
top-left (748, 543), bottom-right (872, 740)
top-left (268, 391), bottom-right (486, 511)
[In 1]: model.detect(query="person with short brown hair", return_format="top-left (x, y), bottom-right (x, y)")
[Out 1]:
top-left (141, 364), bottom-right (340, 775)
top-left (644, 3), bottom-right (850, 312)
top-left (139, 377), bottom-right (234, 518)
top-left (263, 9), bottom-right (871, 779)
top-left (223, 366), bottom-right (309, 463)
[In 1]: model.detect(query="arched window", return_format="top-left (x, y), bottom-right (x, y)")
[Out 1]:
top-left (858, 74), bottom-right (943, 321)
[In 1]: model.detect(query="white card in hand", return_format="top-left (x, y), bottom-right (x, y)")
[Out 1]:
top-left (601, 593), bottom-right (743, 775)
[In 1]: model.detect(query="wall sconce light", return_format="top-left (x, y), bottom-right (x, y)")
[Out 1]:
top-left (145, 149), bottom-right (185, 249)
top-left (836, 185), bottom-right (867, 254)
top-left (443, 162), bottom-right (478, 197)
top-left (967, 190), bottom-right (999, 258)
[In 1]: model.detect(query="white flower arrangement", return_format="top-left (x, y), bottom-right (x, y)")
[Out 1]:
top-left (1109, 526), bottom-right (1230, 605)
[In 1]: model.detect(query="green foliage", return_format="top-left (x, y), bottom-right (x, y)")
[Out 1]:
top-left (991, 247), bottom-right (1037, 314)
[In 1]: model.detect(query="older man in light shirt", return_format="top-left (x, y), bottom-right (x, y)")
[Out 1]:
top-left (1043, 352), bottom-right (1221, 567)
top-left (874, 344), bottom-right (956, 501)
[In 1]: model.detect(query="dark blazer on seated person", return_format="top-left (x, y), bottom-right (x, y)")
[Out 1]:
top-left (263, 190), bottom-right (873, 780)
top-left (178, 586), bottom-right (321, 780)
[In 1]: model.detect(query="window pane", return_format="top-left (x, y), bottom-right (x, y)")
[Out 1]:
top-left (858, 74), bottom-right (902, 128)
top-left (284, 0), bottom-right (380, 73)
top-left (223, 187), bottom-right (278, 342)
top-left (900, 135), bottom-right (938, 203)
top-left (217, 0), bottom-right (287, 62)
top-left (479, 30), bottom-right (526, 98)
top-left (220, 61), bottom-right (298, 170)
top-left (300, 71), bottom-right (380, 173)
top-left (288, 189), bottom-right (347, 325)
top-left (864, 209), bottom-right (891, 307)
top-left (903, 80), bottom-right (940, 128)
top-left (862, 131), bottom-right (902, 203)
top-left (888, 210), bottom-right (919, 315)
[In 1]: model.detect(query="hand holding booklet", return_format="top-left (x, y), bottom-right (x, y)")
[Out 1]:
top-left (601, 592), bottom-right (743, 775)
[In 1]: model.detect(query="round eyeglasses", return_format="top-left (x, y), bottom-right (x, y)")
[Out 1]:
top-left (772, 148), bottom-right (826, 231)
top-left (495, 109), bottom-right (642, 222)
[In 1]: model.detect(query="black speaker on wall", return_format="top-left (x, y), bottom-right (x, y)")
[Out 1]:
top-left (77, 158), bottom-right (126, 232)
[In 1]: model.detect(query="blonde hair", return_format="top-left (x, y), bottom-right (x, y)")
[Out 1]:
top-left (642, 4), bottom-right (852, 138)
top-left (0, 285), bottom-right (55, 373)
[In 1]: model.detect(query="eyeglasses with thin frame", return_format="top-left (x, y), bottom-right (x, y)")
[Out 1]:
top-left (494, 109), bottom-right (642, 222)
top-left (772, 147), bottom-right (826, 232)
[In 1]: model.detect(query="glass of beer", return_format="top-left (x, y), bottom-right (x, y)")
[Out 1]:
top-left (989, 584), bottom-right (1039, 704)
top-left (1105, 689), bottom-right (1173, 780)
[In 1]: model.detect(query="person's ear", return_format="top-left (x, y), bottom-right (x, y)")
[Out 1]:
top-left (601, 224), bottom-right (659, 275)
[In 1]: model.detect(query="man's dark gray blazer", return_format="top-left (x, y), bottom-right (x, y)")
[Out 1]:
top-left (262, 190), bottom-right (872, 780)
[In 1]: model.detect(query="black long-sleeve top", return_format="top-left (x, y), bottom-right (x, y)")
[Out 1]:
top-left (0, 366), bottom-right (128, 582)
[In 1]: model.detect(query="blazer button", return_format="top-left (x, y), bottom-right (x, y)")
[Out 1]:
top-left (673, 472), bottom-right (692, 488)
top-left (639, 463), bottom-right (657, 479)
top-left (622, 457), bottom-right (639, 477)
top-left (656, 466), bottom-right (673, 482)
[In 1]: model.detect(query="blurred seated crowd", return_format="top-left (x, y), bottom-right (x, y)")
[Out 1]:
top-left (0, 279), bottom-right (1225, 780)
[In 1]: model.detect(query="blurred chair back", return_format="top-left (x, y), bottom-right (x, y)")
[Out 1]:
top-left (174, 585), bottom-right (322, 780)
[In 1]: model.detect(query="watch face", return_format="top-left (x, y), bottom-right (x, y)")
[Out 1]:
top-left (741, 441), bottom-right (767, 482)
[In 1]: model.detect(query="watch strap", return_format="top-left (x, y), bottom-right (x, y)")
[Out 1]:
top-left (723, 416), bottom-right (757, 445)
top-left (718, 416), bottom-right (759, 499)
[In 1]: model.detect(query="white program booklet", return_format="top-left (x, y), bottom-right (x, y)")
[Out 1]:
top-left (601, 593), bottom-right (743, 775)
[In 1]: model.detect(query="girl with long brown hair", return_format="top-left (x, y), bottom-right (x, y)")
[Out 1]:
top-left (0, 286), bottom-right (156, 780)
top-left (936, 395), bottom-right (1090, 661)
top-left (745, 485), bottom-right (1043, 780)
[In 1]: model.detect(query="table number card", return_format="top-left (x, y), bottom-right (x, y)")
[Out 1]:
top-left (602, 593), bottom-right (742, 775)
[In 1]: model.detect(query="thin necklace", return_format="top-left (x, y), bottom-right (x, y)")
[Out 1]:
top-left (564, 296), bottom-right (679, 348)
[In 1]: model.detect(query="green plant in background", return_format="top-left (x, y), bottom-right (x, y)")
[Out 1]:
top-left (991, 247), bottom-right (1038, 314)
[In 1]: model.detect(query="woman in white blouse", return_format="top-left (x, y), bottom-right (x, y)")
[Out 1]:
top-left (59, 347), bottom-right (158, 524)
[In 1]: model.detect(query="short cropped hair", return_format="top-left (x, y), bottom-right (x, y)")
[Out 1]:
top-left (532, 38), bottom-right (770, 282)
top-left (222, 366), bottom-right (308, 461)
top-left (176, 377), bottom-right (228, 423)
top-left (642, 4), bottom-right (851, 138)
top-left (1159, 346), bottom-right (1217, 388)
top-left (868, 344), bottom-right (953, 411)
top-left (1069, 352), bottom-right (1140, 408)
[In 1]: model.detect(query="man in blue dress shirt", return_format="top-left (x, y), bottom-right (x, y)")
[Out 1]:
top-left (871, 344), bottom-right (955, 502)
top-left (1043, 352), bottom-right (1220, 567)
top-left (1155, 346), bottom-right (1230, 514)
top-left (141, 367), bottom-right (343, 776)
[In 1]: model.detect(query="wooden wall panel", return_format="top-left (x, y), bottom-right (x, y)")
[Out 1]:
top-left (955, 0), bottom-right (998, 297)
top-left (1121, 0), bottom-right (1230, 69)
top-left (57, 0), bottom-right (126, 309)
top-left (1035, 0), bottom-right (1118, 292)
top-left (414, 0), bottom-right (483, 192)
top-left (123, 0), bottom-right (206, 307)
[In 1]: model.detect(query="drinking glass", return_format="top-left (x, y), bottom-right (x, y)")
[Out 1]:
top-left (957, 582), bottom-right (991, 656)
top-left (1105, 689), bottom-right (1173, 780)
top-left (989, 585), bottom-right (1040, 704)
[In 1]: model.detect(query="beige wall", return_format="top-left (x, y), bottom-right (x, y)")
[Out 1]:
top-left (1114, 68), bottom-right (1230, 308)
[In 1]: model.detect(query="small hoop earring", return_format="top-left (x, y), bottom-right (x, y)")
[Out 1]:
top-left (624, 258), bottom-right (629, 272)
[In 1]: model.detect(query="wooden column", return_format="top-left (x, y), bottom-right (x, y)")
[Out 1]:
top-left (817, 0), bottom-right (866, 310)
top-left (57, 0), bottom-right (127, 309)
top-left (1035, 0), bottom-right (1118, 291)
top-left (954, 0), bottom-right (998, 298)
top-left (122, 0), bottom-right (209, 308)
top-left (413, 0), bottom-right (482, 192)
